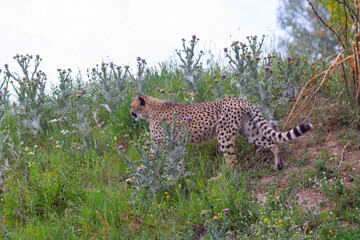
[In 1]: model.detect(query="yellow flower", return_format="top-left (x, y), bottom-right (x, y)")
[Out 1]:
top-left (278, 220), bottom-right (283, 224)
top-left (255, 233), bottom-right (259, 236)
top-left (150, 214), bottom-right (153, 217)
top-left (166, 195), bottom-right (169, 199)
top-left (294, 234), bottom-right (298, 236)
top-left (178, 184), bottom-right (181, 188)
top-left (263, 218), bottom-right (269, 223)
top-left (165, 192), bottom-right (168, 195)
top-left (329, 230), bottom-right (332, 233)
top-left (157, 205), bottom-right (161, 209)
top-left (114, 136), bottom-right (117, 141)
top-left (167, 178), bottom-right (171, 182)
top-left (163, 202), bottom-right (166, 205)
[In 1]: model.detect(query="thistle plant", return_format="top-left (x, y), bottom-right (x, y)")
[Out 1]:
top-left (124, 116), bottom-right (191, 197)
top-left (72, 90), bottom-right (92, 149)
top-left (91, 61), bottom-right (128, 113)
top-left (276, 56), bottom-right (308, 102)
top-left (175, 35), bottom-right (204, 92)
top-left (212, 74), bottom-right (227, 100)
top-left (52, 68), bottom-right (73, 119)
top-left (4, 54), bottom-right (47, 134)
top-left (224, 36), bottom-right (278, 123)
top-left (127, 57), bottom-right (148, 95)
top-left (0, 69), bottom-right (10, 125)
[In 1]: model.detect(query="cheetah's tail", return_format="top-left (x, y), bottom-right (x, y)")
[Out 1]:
top-left (248, 104), bottom-right (313, 143)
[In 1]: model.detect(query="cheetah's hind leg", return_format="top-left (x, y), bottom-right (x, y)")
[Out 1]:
top-left (243, 119), bottom-right (284, 170)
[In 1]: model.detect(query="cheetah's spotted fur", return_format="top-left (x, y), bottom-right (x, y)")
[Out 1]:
top-left (131, 95), bottom-right (313, 170)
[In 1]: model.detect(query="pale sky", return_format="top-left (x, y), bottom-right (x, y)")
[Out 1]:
top-left (0, 0), bottom-right (279, 82)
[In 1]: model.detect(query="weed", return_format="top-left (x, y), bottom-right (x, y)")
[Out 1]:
top-left (176, 35), bottom-right (204, 93)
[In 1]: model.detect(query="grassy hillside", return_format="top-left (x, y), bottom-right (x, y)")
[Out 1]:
top-left (0, 37), bottom-right (359, 239)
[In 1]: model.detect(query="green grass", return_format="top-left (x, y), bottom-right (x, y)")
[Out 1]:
top-left (0, 50), bottom-right (359, 239)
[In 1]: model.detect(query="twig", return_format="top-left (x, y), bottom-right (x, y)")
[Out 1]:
top-left (338, 141), bottom-right (350, 170)
top-left (306, 0), bottom-right (345, 49)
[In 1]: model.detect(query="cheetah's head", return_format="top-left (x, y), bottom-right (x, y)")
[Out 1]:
top-left (131, 95), bottom-right (150, 121)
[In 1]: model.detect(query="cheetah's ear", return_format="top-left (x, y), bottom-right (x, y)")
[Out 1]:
top-left (138, 96), bottom-right (146, 106)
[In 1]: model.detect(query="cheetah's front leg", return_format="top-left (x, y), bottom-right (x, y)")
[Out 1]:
top-left (216, 125), bottom-right (238, 169)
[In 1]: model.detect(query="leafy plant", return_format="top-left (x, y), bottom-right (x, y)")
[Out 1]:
top-left (4, 54), bottom-right (48, 134)
top-left (225, 36), bottom-right (278, 122)
top-left (128, 57), bottom-right (149, 95)
top-left (124, 115), bottom-right (191, 197)
top-left (91, 61), bottom-right (128, 113)
top-left (176, 35), bottom-right (204, 93)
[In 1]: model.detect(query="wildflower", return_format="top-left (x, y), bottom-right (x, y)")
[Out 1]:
top-left (178, 184), bottom-right (181, 188)
top-left (0, 69), bottom-right (2, 73)
top-left (160, 88), bottom-right (165, 93)
top-left (295, 233), bottom-right (298, 236)
top-left (224, 208), bottom-right (229, 212)
top-left (264, 66), bottom-right (270, 71)
top-left (96, 109), bottom-right (99, 112)
top-left (157, 205), bottom-right (161, 209)
top-left (212, 215), bottom-right (219, 220)
top-left (114, 136), bottom-right (117, 141)
top-left (192, 35), bottom-right (196, 39)
top-left (118, 145), bottom-right (124, 149)
top-left (4, 64), bottom-right (8, 69)
top-left (156, 87), bottom-right (160, 90)
top-left (167, 178), bottom-right (171, 182)
top-left (200, 210), bottom-right (207, 215)
top-left (186, 117), bottom-right (192, 120)
top-left (156, 137), bottom-right (162, 141)
top-left (0, 94), bottom-right (2, 97)
top-left (255, 233), bottom-right (259, 236)
top-left (278, 220), bottom-right (283, 224)
top-left (165, 192), bottom-right (168, 195)
top-left (221, 74), bottom-right (226, 78)
top-left (212, 74), bottom-right (216, 78)
top-left (287, 56), bottom-right (292, 61)
top-left (160, 115), bottom-right (166, 119)
top-left (173, 93), bottom-right (176, 95)
top-left (141, 59), bottom-right (146, 63)
top-left (329, 230), bottom-right (332, 233)
top-left (224, 48), bottom-right (228, 52)
top-left (36, 55), bottom-right (40, 59)
top-left (150, 214), bottom-right (153, 217)
top-left (166, 195), bottom-right (169, 199)
top-left (137, 56), bottom-right (141, 61)
top-left (263, 218), bottom-right (269, 223)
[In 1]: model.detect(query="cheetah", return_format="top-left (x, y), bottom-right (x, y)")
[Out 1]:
top-left (130, 95), bottom-right (313, 170)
